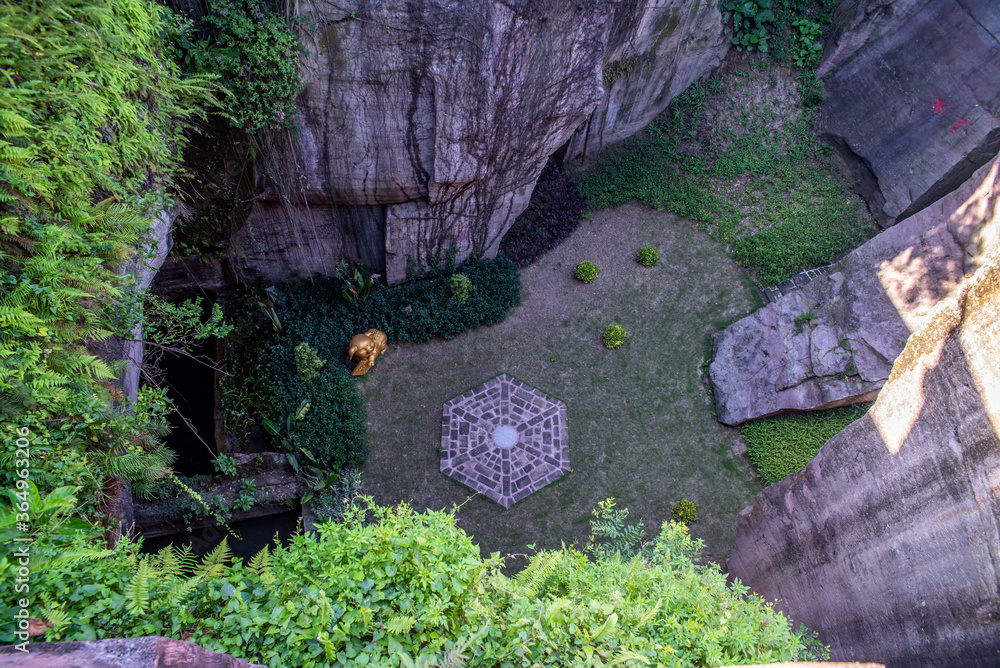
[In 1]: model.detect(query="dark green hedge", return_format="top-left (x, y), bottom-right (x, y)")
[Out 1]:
top-left (227, 256), bottom-right (521, 471)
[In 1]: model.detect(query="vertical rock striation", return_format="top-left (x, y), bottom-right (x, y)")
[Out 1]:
top-left (233, 0), bottom-right (728, 284)
top-left (818, 0), bottom-right (1000, 227)
top-left (727, 164), bottom-right (1000, 665)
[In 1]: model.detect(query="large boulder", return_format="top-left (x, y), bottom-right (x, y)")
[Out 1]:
top-left (726, 173), bottom-right (1000, 665)
top-left (818, 0), bottom-right (1000, 227)
top-left (232, 0), bottom-right (728, 284)
top-left (709, 154), bottom-right (1000, 425)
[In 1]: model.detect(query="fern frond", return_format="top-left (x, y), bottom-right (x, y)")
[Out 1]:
top-left (513, 551), bottom-right (562, 598)
top-left (196, 538), bottom-right (232, 579)
top-left (386, 614), bottom-right (415, 635)
top-left (124, 558), bottom-right (151, 615)
top-left (247, 545), bottom-right (271, 577)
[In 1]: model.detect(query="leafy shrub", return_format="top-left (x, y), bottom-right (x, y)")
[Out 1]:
top-left (309, 468), bottom-right (364, 524)
top-left (292, 341), bottom-right (325, 380)
top-left (499, 161), bottom-right (586, 267)
top-left (637, 245), bottom-right (660, 267)
top-left (170, 0), bottom-right (304, 132)
top-left (269, 364), bottom-right (367, 471)
top-left (23, 500), bottom-right (823, 665)
top-left (603, 324), bottom-right (628, 349)
top-left (574, 261), bottom-right (600, 283)
top-left (791, 18), bottom-right (823, 67)
top-left (449, 273), bottom-right (474, 303)
top-left (672, 498), bottom-right (699, 525)
top-left (721, 0), bottom-right (775, 53)
top-left (739, 403), bottom-right (871, 484)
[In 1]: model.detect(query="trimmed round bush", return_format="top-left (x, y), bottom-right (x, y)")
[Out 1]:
top-left (575, 261), bottom-right (600, 283)
top-left (603, 324), bottom-right (627, 349)
top-left (636, 245), bottom-right (660, 267)
top-left (672, 499), bottom-right (698, 525)
top-left (449, 273), bottom-right (474, 303)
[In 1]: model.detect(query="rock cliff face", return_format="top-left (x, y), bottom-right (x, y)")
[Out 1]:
top-left (232, 0), bottom-right (727, 284)
top-left (709, 154), bottom-right (1000, 425)
top-left (726, 164), bottom-right (1000, 665)
top-left (818, 0), bottom-right (1000, 227)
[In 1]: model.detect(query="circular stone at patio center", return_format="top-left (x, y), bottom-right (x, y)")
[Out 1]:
top-left (492, 425), bottom-right (518, 448)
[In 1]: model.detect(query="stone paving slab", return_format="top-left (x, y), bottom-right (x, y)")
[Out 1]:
top-left (440, 374), bottom-right (569, 508)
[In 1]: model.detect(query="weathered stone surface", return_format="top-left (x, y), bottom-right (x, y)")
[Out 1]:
top-left (561, 0), bottom-right (728, 160)
top-left (726, 178), bottom-right (1000, 665)
top-left (818, 0), bottom-right (1000, 227)
top-left (710, 154), bottom-right (1000, 425)
top-left (0, 637), bottom-right (264, 667)
top-left (233, 0), bottom-right (727, 285)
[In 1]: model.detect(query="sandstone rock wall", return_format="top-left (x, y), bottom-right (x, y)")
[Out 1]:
top-left (232, 0), bottom-right (727, 285)
top-left (818, 0), bottom-right (1000, 227)
top-left (709, 154), bottom-right (1000, 425)
top-left (726, 167), bottom-right (1000, 666)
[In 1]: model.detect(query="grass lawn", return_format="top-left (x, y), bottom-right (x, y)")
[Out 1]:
top-left (357, 203), bottom-right (763, 565)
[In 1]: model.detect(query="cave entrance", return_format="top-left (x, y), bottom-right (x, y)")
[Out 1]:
top-left (158, 336), bottom-right (220, 477)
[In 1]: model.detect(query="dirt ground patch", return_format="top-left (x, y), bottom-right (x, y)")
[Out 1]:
top-left (357, 203), bottom-right (763, 565)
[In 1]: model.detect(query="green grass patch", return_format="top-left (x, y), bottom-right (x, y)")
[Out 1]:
top-left (739, 403), bottom-right (872, 484)
top-left (577, 65), bottom-right (878, 286)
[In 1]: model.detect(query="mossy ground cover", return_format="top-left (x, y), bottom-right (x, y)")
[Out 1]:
top-left (576, 52), bottom-right (878, 286)
top-left (739, 403), bottom-right (872, 484)
top-left (358, 203), bottom-right (763, 564)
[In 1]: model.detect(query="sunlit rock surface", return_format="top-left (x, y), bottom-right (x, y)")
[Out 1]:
top-left (234, 0), bottom-right (728, 284)
top-left (709, 155), bottom-right (1000, 426)
top-left (818, 0), bottom-right (1000, 227)
top-left (726, 170), bottom-right (1000, 666)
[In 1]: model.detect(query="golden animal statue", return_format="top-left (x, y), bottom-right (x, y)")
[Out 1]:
top-left (348, 328), bottom-right (387, 376)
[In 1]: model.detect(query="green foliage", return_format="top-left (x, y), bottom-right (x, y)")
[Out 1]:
top-left (310, 468), bottom-right (364, 524)
top-left (336, 259), bottom-right (380, 306)
top-left (739, 403), bottom-right (871, 484)
top-left (0, 0), bottom-right (217, 525)
top-left (793, 309), bottom-right (815, 332)
top-left (720, 0), bottom-right (775, 53)
top-left (765, 0), bottom-right (837, 64)
top-left (587, 498), bottom-right (649, 559)
top-left (672, 499), bottom-right (699, 525)
top-left (292, 341), bottom-right (325, 380)
top-left (24, 500), bottom-right (822, 666)
top-left (213, 453), bottom-right (238, 477)
top-left (603, 324), bottom-right (627, 349)
top-left (577, 70), bottom-right (877, 286)
top-left (791, 18), bottom-right (823, 67)
top-left (636, 245), bottom-right (660, 267)
top-left (574, 261), bottom-right (600, 283)
top-left (169, 0), bottom-right (304, 132)
top-left (449, 273), bottom-right (474, 303)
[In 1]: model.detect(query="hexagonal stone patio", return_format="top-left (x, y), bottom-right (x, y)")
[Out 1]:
top-left (440, 374), bottom-right (568, 508)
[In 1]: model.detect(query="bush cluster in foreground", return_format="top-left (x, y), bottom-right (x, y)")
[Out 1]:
top-left (15, 497), bottom-right (823, 667)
